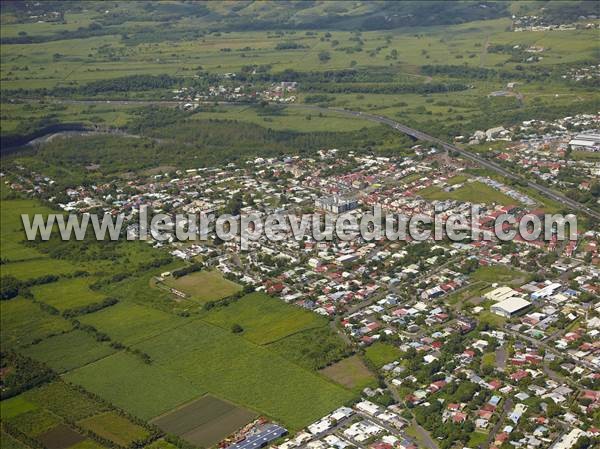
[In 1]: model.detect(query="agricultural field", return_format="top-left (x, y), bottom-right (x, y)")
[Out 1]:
top-left (163, 270), bottom-right (242, 303)
top-left (203, 292), bottom-right (326, 344)
top-left (37, 424), bottom-right (86, 449)
top-left (78, 412), bottom-right (149, 447)
top-left (0, 297), bottom-right (72, 348)
top-left (151, 395), bottom-right (257, 447)
top-left (21, 330), bottom-right (116, 373)
top-left (320, 355), bottom-right (376, 390)
top-left (30, 277), bottom-right (106, 312)
top-left (77, 301), bottom-right (186, 345)
top-left (134, 319), bottom-right (354, 429)
top-left (65, 351), bottom-right (205, 420)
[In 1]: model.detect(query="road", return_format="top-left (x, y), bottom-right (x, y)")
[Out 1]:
top-left (291, 105), bottom-right (600, 221)
top-left (14, 98), bottom-right (600, 220)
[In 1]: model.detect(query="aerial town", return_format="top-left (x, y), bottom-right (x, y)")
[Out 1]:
top-left (4, 111), bottom-right (599, 449)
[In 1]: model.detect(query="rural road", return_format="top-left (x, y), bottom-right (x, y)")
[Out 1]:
top-left (11, 97), bottom-right (600, 221)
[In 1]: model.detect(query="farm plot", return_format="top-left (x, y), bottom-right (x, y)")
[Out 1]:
top-left (31, 278), bottom-right (107, 313)
top-left (151, 395), bottom-right (257, 447)
top-left (135, 320), bottom-right (354, 430)
top-left (203, 292), bottom-right (326, 345)
top-left (65, 351), bottom-right (204, 420)
top-left (320, 355), bottom-right (376, 390)
top-left (1, 297), bottom-right (71, 348)
top-left (78, 301), bottom-right (185, 345)
top-left (22, 330), bottom-right (116, 373)
top-left (78, 412), bottom-right (149, 447)
top-left (37, 424), bottom-right (86, 449)
top-left (164, 270), bottom-right (242, 303)
top-left (0, 258), bottom-right (78, 280)
top-left (22, 381), bottom-right (106, 422)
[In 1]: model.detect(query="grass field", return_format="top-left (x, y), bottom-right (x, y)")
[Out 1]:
top-left (22, 330), bottom-right (116, 373)
top-left (79, 412), bottom-right (149, 447)
top-left (190, 105), bottom-right (377, 132)
top-left (31, 278), bottom-right (107, 312)
top-left (203, 292), bottom-right (327, 345)
top-left (364, 342), bottom-right (403, 368)
top-left (471, 265), bottom-right (528, 284)
top-left (151, 395), bottom-right (257, 447)
top-left (419, 180), bottom-right (517, 206)
top-left (1, 297), bottom-right (72, 348)
top-left (164, 270), bottom-right (242, 303)
top-left (65, 351), bottom-right (204, 420)
top-left (320, 355), bottom-right (376, 390)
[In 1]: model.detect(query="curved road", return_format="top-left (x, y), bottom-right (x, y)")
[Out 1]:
top-left (18, 98), bottom-right (600, 221)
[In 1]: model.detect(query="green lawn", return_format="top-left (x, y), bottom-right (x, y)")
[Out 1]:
top-left (365, 342), bottom-right (403, 368)
top-left (203, 292), bottom-right (326, 345)
top-left (164, 270), bottom-right (242, 304)
top-left (471, 265), bottom-right (528, 284)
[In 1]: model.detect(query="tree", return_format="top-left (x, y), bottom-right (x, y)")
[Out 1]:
top-left (318, 51), bottom-right (331, 62)
top-left (231, 324), bottom-right (244, 334)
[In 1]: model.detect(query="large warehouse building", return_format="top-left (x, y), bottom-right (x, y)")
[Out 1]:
top-left (491, 296), bottom-right (532, 318)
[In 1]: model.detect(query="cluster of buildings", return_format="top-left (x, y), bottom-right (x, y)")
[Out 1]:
top-left (4, 113), bottom-right (599, 449)
top-left (511, 15), bottom-right (598, 32)
top-left (173, 80), bottom-right (297, 106)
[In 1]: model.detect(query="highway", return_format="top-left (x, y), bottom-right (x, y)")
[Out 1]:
top-left (14, 97), bottom-right (600, 221)
top-left (290, 104), bottom-right (600, 221)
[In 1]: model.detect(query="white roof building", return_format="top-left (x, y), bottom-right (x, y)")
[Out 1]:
top-left (491, 297), bottom-right (532, 318)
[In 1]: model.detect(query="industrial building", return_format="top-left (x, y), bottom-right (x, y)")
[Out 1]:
top-left (491, 297), bottom-right (532, 318)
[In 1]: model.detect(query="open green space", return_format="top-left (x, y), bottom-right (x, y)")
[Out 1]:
top-left (31, 277), bottom-right (106, 312)
top-left (133, 319), bottom-right (354, 429)
top-left (203, 292), bottom-right (326, 345)
top-left (1, 297), bottom-right (72, 348)
top-left (78, 412), bottom-right (149, 447)
top-left (22, 330), bottom-right (116, 373)
top-left (65, 351), bottom-right (204, 420)
top-left (320, 355), bottom-right (376, 390)
top-left (419, 180), bottom-right (517, 206)
top-left (365, 342), bottom-right (403, 368)
top-left (471, 265), bottom-right (528, 284)
top-left (77, 301), bottom-right (185, 345)
top-left (164, 269), bottom-right (242, 303)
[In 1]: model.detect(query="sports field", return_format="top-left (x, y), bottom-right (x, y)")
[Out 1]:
top-left (151, 395), bottom-right (257, 447)
top-left (164, 270), bottom-right (242, 303)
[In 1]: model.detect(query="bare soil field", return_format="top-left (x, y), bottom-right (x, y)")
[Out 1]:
top-left (151, 395), bottom-right (257, 447)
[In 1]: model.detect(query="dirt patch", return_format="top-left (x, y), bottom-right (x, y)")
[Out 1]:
top-left (151, 395), bottom-right (257, 447)
top-left (320, 355), bottom-right (375, 389)
top-left (38, 424), bottom-right (85, 449)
